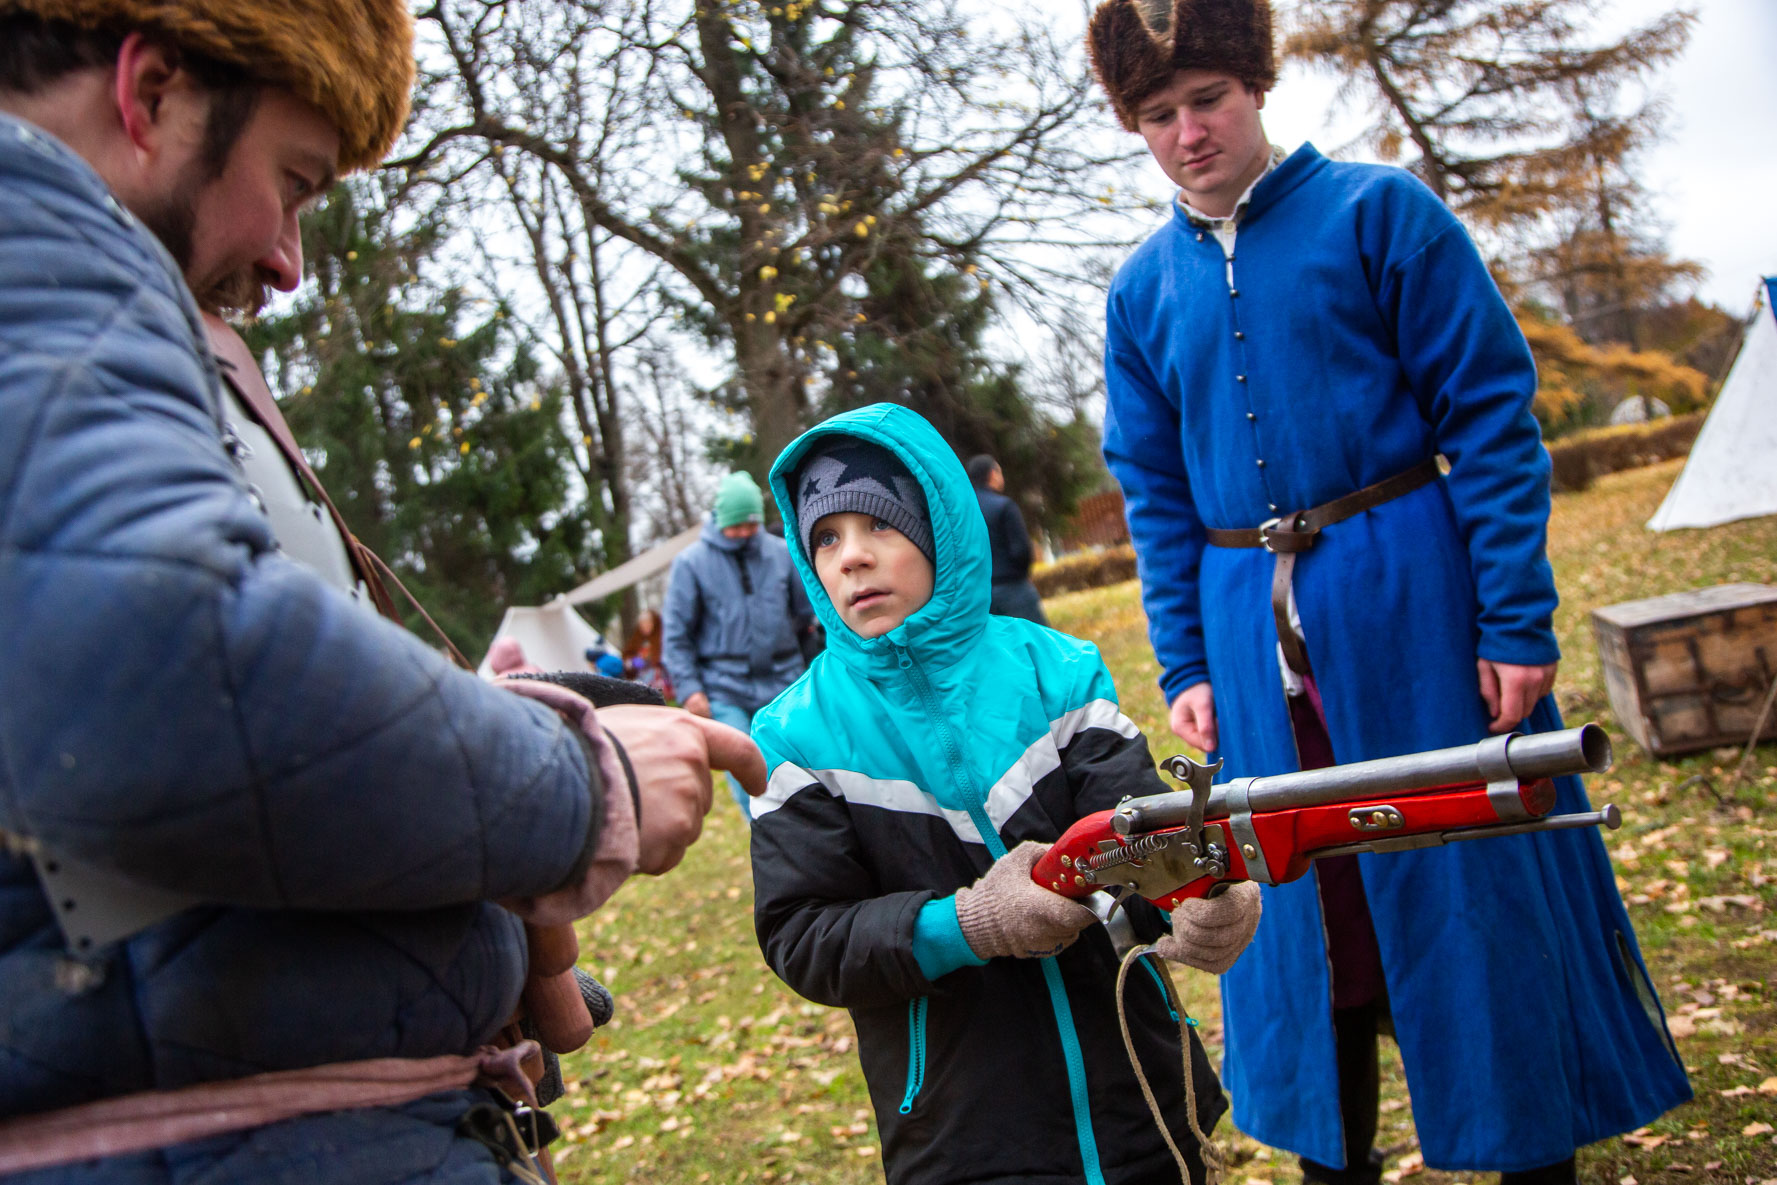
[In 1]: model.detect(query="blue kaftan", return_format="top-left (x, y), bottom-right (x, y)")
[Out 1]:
top-left (1102, 144), bottom-right (1690, 1171)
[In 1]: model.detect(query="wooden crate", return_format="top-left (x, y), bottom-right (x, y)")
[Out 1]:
top-left (1592, 583), bottom-right (1777, 757)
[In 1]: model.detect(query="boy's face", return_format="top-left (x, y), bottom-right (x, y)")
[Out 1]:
top-left (810, 512), bottom-right (934, 639)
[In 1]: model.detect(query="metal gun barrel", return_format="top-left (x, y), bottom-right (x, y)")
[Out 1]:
top-left (1119, 724), bottom-right (1611, 833)
top-left (1221, 723), bottom-right (1611, 816)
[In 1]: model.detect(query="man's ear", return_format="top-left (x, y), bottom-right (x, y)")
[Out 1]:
top-left (111, 32), bottom-right (192, 159)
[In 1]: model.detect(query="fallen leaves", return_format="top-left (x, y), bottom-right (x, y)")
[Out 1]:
top-left (1695, 893), bottom-right (1764, 913)
top-left (1381, 1151), bottom-right (1423, 1182)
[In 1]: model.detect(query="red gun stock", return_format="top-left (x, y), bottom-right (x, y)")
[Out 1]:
top-left (1034, 725), bottom-right (1620, 910)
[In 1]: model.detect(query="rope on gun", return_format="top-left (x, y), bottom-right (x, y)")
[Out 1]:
top-left (1114, 944), bottom-right (1227, 1185)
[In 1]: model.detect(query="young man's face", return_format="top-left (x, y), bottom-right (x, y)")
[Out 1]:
top-left (810, 512), bottom-right (934, 639)
top-left (1135, 68), bottom-right (1269, 218)
top-left (721, 522), bottom-right (761, 540)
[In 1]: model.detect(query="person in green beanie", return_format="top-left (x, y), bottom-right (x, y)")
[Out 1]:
top-left (663, 470), bottom-right (815, 816)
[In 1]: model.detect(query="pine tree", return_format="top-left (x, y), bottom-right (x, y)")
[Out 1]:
top-left (244, 179), bottom-right (600, 655)
top-left (1283, 0), bottom-right (1693, 227)
top-left (1281, 0), bottom-right (1709, 431)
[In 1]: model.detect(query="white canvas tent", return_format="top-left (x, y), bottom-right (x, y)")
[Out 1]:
top-left (475, 525), bottom-right (703, 677)
top-left (475, 602), bottom-right (609, 678)
top-left (553, 524), bottom-right (701, 608)
top-left (1648, 277), bottom-right (1777, 531)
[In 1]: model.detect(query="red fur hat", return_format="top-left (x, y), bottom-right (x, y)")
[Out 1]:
top-left (1087, 0), bottom-right (1277, 131)
top-left (2, 0), bottom-right (413, 171)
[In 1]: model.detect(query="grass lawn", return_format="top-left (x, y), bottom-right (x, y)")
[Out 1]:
top-left (552, 458), bottom-right (1776, 1185)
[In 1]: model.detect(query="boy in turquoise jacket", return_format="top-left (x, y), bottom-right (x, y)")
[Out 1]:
top-left (750, 404), bottom-right (1260, 1185)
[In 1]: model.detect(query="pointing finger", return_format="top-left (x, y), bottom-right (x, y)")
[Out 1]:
top-left (692, 715), bottom-right (768, 797)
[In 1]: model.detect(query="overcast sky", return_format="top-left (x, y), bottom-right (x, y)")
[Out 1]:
top-left (1108, 0), bottom-right (1777, 314)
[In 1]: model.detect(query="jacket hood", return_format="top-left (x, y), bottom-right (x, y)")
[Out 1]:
top-left (699, 513), bottom-right (762, 554)
top-left (769, 404), bottom-right (990, 679)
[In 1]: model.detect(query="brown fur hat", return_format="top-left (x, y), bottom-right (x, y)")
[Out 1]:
top-left (1088, 0), bottom-right (1276, 131)
top-left (2, 0), bottom-right (413, 171)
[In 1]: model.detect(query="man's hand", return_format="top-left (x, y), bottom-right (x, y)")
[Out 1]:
top-left (598, 705), bottom-right (766, 873)
top-left (1169, 683), bottom-right (1218, 753)
top-left (681, 691), bottom-right (712, 718)
top-left (1477, 659), bottom-right (1559, 734)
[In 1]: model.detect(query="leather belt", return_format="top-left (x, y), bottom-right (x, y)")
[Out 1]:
top-left (1203, 458), bottom-right (1440, 676)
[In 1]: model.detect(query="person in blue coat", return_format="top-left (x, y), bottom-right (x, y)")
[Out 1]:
top-left (662, 470), bottom-right (813, 814)
top-left (1084, 0), bottom-right (1691, 1181)
top-left (0, 4), bottom-right (757, 1180)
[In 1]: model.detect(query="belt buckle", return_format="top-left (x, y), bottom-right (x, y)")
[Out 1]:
top-left (1258, 517), bottom-right (1284, 554)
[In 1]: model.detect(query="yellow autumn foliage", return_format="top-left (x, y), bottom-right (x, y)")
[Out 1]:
top-left (1518, 316), bottom-right (1709, 427)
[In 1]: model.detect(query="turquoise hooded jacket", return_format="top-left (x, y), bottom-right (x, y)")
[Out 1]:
top-left (749, 405), bottom-right (1225, 1185)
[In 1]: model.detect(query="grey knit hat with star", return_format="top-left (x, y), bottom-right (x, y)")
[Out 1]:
top-left (793, 439), bottom-right (934, 565)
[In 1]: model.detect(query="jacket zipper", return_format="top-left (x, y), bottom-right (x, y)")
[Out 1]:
top-left (898, 996), bottom-right (929, 1113)
top-left (892, 642), bottom-right (1107, 1185)
top-left (1140, 955), bottom-right (1182, 1024)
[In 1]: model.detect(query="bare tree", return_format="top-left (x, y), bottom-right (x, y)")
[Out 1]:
top-left (396, 0), bottom-right (1147, 471)
top-left (623, 338), bottom-right (739, 546)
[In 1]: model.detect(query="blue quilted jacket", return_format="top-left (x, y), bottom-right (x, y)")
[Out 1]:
top-left (0, 114), bottom-right (600, 1182)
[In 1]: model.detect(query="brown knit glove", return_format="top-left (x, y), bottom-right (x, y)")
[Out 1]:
top-left (1152, 881), bottom-right (1262, 975)
top-left (954, 842), bottom-right (1100, 960)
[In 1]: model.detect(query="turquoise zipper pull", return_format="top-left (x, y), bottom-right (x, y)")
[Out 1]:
top-left (899, 997), bottom-right (928, 1113)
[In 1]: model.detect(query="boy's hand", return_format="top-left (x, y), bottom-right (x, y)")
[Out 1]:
top-left (1151, 882), bottom-right (1262, 974)
top-left (955, 842), bottom-right (1099, 960)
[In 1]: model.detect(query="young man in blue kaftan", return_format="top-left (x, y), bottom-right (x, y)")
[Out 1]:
top-left (1084, 1), bottom-right (1691, 1182)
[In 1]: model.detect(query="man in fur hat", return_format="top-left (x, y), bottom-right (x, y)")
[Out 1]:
top-left (1086, 1), bottom-right (1690, 1183)
top-left (0, 3), bottom-right (763, 1180)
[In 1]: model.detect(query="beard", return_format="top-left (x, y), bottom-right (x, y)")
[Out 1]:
top-left (193, 268), bottom-right (272, 318)
top-left (135, 179), bottom-right (271, 318)
top-left (135, 180), bottom-right (198, 278)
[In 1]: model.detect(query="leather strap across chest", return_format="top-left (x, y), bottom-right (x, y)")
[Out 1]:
top-left (201, 316), bottom-right (470, 670)
top-left (1203, 458), bottom-right (1441, 676)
